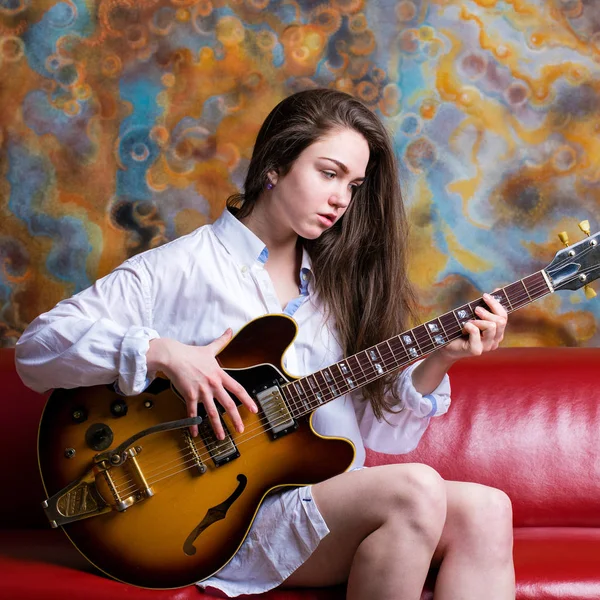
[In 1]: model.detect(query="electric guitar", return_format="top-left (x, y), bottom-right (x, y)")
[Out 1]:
top-left (38, 228), bottom-right (600, 588)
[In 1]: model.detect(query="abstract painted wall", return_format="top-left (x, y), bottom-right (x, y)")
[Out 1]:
top-left (1, 0), bottom-right (599, 347)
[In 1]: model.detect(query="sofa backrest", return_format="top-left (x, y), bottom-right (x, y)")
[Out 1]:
top-left (1, 348), bottom-right (49, 528)
top-left (367, 348), bottom-right (600, 527)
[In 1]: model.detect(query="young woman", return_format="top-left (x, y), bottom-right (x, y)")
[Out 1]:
top-left (16, 89), bottom-right (513, 599)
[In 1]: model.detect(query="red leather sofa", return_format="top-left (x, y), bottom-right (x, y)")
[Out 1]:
top-left (1, 347), bottom-right (599, 599)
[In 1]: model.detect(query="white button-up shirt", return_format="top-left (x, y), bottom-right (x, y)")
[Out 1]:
top-left (16, 208), bottom-right (450, 467)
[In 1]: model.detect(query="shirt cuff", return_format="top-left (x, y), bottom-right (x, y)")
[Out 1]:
top-left (396, 361), bottom-right (451, 418)
top-left (117, 325), bottom-right (160, 395)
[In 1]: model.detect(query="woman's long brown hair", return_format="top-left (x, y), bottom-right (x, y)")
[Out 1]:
top-left (227, 89), bottom-right (418, 419)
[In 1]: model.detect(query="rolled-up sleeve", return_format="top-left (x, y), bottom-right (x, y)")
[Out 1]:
top-left (351, 360), bottom-right (451, 454)
top-left (15, 257), bottom-right (159, 395)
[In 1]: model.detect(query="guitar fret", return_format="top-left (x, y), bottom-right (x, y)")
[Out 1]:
top-left (383, 340), bottom-right (399, 369)
top-left (293, 380), bottom-right (310, 412)
top-left (399, 331), bottom-right (420, 360)
top-left (520, 278), bottom-right (532, 301)
top-left (506, 282), bottom-right (528, 309)
top-left (524, 273), bottom-right (547, 301)
top-left (304, 373), bottom-right (324, 407)
top-left (422, 322), bottom-right (436, 348)
top-left (333, 363), bottom-right (352, 393)
top-left (412, 325), bottom-right (430, 354)
top-left (367, 347), bottom-right (385, 376)
top-left (338, 360), bottom-right (357, 390)
top-left (313, 371), bottom-right (331, 403)
top-left (298, 378), bottom-right (314, 411)
top-left (357, 352), bottom-right (375, 381)
top-left (389, 336), bottom-right (410, 364)
top-left (454, 304), bottom-right (473, 329)
top-left (281, 384), bottom-right (299, 416)
top-left (323, 367), bottom-right (340, 396)
top-left (347, 355), bottom-right (366, 384)
top-left (426, 318), bottom-right (447, 347)
top-left (439, 313), bottom-right (459, 340)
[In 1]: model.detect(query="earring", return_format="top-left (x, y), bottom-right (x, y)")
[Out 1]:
top-left (266, 181), bottom-right (274, 190)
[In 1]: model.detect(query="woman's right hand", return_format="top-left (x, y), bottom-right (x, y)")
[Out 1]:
top-left (146, 330), bottom-right (258, 439)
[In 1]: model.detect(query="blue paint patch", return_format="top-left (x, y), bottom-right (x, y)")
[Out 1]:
top-left (6, 142), bottom-right (92, 291)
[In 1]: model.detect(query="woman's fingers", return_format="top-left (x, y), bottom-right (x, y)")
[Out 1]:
top-left (463, 320), bottom-right (498, 353)
top-left (476, 294), bottom-right (507, 344)
top-left (223, 372), bottom-right (258, 414)
top-left (213, 386), bottom-right (244, 437)
top-left (186, 392), bottom-right (200, 438)
top-left (463, 322), bottom-right (483, 355)
top-left (186, 374), bottom-right (258, 440)
top-left (198, 390), bottom-right (226, 440)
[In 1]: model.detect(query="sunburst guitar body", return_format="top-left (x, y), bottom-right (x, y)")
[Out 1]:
top-left (38, 314), bottom-right (355, 588)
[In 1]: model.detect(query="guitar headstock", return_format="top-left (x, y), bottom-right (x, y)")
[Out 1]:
top-left (545, 229), bottom-right (600, 292)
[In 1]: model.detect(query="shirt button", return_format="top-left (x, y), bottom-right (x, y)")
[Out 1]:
top-left (241, 265), bottom-right (248, 274)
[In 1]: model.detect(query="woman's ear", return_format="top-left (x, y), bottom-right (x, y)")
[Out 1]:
top-left (267, 169), bottom-right (279, 186)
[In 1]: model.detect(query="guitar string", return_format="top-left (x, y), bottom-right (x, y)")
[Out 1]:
top-left (111, 273), bottom-right (554, 492)
top-left (111, 263), bottom-right (596, 494)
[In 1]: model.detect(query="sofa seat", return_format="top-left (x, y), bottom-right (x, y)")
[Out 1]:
top-left (0, 530), bottom-right (346, 600)
top-left (513, 528), bottom-right (600, 600)
top-left (2, 527), bottom-right (600, 599)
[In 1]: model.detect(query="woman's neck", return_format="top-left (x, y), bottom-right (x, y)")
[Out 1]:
top-left (239, 204), bottom-right (299, 268)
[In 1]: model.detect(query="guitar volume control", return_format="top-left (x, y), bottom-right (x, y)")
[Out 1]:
top-left (110, 400), bottom-right (128, 417)
top-left (71, 406), bottom-right (88, 424)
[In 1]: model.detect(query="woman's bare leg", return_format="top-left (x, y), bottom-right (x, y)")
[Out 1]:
top-left (283, 463), bottom-right (448, 599)
top-left (281, 465), bottom-right (514, 600)
top-left (431, 481), bottom-right (514, 599)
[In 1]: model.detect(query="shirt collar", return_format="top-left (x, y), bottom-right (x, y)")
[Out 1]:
top-left (212, 208), bottom-right (268, 268)
top-left (212, 208), bottom-right (314, 282)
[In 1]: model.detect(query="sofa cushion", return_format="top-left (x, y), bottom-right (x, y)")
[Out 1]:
top-left (514, 528), bottom-right (600, 600)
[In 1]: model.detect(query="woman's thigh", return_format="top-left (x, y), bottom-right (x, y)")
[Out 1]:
top-left (282, 463), bottom-right (447, 588)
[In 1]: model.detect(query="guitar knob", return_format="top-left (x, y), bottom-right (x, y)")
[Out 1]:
top-left (579, 220), bottom-right (591, 236)
top-left (71, 406), bottom-right (88, 424)
top-left (85, 423), bottom-right (114, 451)
top-left (558, 231), bottom-right (570, 246)
top-left (110, 399), bottom-right (128, 418)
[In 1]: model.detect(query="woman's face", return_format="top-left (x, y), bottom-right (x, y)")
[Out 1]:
top-left (267, 127), bottom-right (370, 240)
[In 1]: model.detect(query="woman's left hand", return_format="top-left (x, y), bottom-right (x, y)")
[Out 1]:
top-left (438, 292), bottom-right (508, 362)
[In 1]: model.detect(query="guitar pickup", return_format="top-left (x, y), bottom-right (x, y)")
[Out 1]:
top-left (254, 383), bottom-right (297, 440)
top-left (198, 417), bottom-right (239, 467)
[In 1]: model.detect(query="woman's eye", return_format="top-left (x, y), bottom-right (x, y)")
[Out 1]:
top-left (322, 171), bottom-right (336, 179)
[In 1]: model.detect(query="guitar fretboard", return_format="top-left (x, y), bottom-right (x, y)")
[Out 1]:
top-left (281, 271), bottom-right (551, 418)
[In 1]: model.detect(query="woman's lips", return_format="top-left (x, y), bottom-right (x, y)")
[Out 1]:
top-left (317, 214), bottom-right (335, 227)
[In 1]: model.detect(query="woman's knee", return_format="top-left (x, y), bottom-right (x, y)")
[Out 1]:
top-left (452, 484), bottom-right (514, 558)
top-left (383, 464), bottom-right (447, 543)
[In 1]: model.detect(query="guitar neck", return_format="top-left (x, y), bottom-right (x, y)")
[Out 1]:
top-left (282, 270), bottom-right (553, 417)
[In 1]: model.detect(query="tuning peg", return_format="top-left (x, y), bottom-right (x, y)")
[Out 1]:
top-left (579, 220), bottom-right (591, 236)
top-left (558, 231), bottom-right (570, 246)
top-left (584, 285), bottom-right (597, 299)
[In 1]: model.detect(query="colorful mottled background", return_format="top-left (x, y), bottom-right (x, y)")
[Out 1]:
top-left (1, 0), bottom-right (599, 348)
